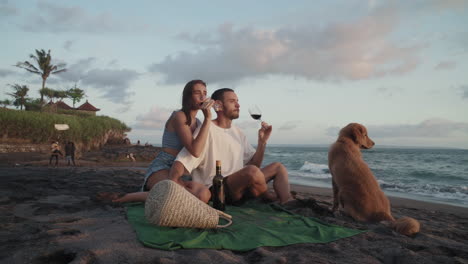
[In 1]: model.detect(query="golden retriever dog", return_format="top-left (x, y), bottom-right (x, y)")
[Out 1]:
top-left (328, 123), bottom-right (420, 236)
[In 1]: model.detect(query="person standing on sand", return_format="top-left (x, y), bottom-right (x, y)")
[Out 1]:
top-left (49, 141), bottom-right (63, 167)
top-left (65, 141), bottom-right (76, 166)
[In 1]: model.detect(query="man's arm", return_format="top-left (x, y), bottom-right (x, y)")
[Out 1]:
top-left (247, 122), bottom-right (272, 167)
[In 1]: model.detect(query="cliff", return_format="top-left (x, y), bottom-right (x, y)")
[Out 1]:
top-left (0, 108), bottom-right (132, 159)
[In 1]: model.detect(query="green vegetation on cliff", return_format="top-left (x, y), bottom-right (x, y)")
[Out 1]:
top-left (0, 108), bottom-right (130, 143)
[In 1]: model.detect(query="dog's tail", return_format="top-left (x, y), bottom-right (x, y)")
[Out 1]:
top-left (370, 212), bottom-right (420, 236)
top-left (389, 217), bottom-right (420, 236)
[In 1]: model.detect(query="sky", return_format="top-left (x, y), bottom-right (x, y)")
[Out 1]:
top-left (1, 0), bottom-right (468, 149)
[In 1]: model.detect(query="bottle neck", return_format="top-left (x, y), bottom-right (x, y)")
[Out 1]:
top-left (216, 166), bottom-right (221, 176)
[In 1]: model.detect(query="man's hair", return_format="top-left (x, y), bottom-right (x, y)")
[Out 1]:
top-left (211, 88), bottom-right (234, 101)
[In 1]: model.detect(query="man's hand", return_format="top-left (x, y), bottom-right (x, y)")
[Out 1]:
top-left (258, 122), bottom-right (272, 145)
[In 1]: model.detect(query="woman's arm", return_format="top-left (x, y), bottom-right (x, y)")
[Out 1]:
top-left (173, 105), bottom-right (213, 158)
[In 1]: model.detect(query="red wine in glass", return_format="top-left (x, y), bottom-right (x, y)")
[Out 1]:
top-left (251, 114), bottom-right (262, 120)
top-left (248, 105), bottom-right (262, 122)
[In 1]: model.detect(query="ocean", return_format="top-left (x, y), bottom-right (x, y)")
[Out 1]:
top-left (263, 146), bottom-right (468, 208)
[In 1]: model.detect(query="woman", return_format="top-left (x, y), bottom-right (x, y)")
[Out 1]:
top-left (49, 141), bottom-right (63, 167)
top-left (111, 80), bottom-right (213, 202)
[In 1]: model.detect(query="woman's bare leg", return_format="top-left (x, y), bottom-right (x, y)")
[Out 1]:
top-left (145, 169), bottom-right (170, 190)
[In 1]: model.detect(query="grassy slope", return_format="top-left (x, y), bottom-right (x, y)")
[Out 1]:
top-left (0, 108), bottom-right (130, 143)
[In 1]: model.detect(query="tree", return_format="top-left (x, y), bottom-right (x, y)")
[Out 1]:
top-left (40, 87), bottom-right (55, 102)
top-left (40, 87), bottom-right (69, 103)
top-left (55, 90), bottom-right (68, 101)
top-left (7, 84), bottom-right (29, 110)
top-left (24, 98), bottom-right (43, 111)
top-left (0, 99), bottom-right (11, 108)
top-left (15, 49), bottom-right (67, 102)
top-left (67, 83), bottom-right (85, 107)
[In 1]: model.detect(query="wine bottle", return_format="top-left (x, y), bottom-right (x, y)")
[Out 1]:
top-left (212, 160), bottom-right (225, 211)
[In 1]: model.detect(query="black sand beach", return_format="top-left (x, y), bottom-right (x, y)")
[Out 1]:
top-left (1, 164), bottom-right (467, 264)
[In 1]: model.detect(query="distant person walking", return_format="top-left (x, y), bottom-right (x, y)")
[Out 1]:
top-left (49, 141), bottom-right (63, 167)
top-left (65, 141), bottom-right (76, 166)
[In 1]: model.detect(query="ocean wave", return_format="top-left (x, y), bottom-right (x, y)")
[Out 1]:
top-left (290, 171), bottom-right (331, 180)
top-left (408, 171), bottom-right (467, 181)
top-left (380, 181), bottom-right (468, 203)
top-left (299, 161), bottom-right (330, 174)
top-left (266, 152), bottom-right (296, 158)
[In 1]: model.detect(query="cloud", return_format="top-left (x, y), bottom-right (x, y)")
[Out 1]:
top-left (425, 0), bottom-right (468, 9)
top-left (376, 86), bottom-right (404, 97)
top-left (149, 4), bottom-right (426, 84)
top-left (0, 0), bottom-right (18, 17)
top-left (327, 119), bottom-right (468, 138)
top-left (58, 58), bottom-right (140, 105)
top-left (0, 68), bottom-right (15, 77)
top-left (83, 69), bottom-right (139, 104)
top-left (134, 107), bottom-right (173, 130)
top-left (63, 40), bottom-right (73, 51)
top-left (19, 1), bottom-right (148, 34)
top-left (278, 121), bottom-right (300, 131)
top-left (435, 61), bottom-right (457, 70)
top-left (461, 85), bottom-right (468, 99)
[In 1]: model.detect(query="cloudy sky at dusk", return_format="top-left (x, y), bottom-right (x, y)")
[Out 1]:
top-left (1, 0), bottom-right (467, 148)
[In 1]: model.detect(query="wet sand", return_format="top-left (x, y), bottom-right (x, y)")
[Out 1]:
top-left (1, 165), bottom-right (467, 264)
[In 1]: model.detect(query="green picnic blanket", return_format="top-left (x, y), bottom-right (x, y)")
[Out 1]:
top-left (126, 201), bottom-right (364, 251)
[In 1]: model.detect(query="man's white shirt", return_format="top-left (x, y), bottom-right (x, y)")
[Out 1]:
top-left (176, 122), bottom-right (256, 187)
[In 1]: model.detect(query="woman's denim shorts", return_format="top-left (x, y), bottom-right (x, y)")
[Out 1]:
top-left (141, 151), bottom-right (176, 191)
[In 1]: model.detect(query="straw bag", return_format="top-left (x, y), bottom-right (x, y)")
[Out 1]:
top-left (145, 180), bottom-right (232, 229)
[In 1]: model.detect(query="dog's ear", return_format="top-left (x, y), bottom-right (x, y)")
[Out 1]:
top-left (351, 124), bottom-right (363, 144)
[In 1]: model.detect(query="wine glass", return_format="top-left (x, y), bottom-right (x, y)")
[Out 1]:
top-left (248, 105), bottom-right (262, 122)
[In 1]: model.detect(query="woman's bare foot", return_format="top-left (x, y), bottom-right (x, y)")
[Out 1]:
top-left (96, 192), bottom-right (123, 202)
top-left (112, 192), bottom-right (149, 203)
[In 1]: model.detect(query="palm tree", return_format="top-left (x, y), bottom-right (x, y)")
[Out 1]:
top-left (16, 49), bottom-right (67, 102)
top-left (7, 84), bottom-right (29, 110)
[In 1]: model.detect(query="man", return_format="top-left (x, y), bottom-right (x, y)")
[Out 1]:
top-left (65, 141), bottom-right (76, 166)
top-left (169, 88), bottom-right (291, 204)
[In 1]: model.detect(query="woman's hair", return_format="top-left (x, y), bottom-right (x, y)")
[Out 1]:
top-left (181, 80), bottom-right (206, 126)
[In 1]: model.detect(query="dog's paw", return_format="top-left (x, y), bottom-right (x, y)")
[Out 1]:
top-left (333, 210), bottom-right (344, 218)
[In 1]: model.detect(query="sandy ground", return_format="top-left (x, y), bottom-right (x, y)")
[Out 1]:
top-left (1, 165), bottom-right (467, 264)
